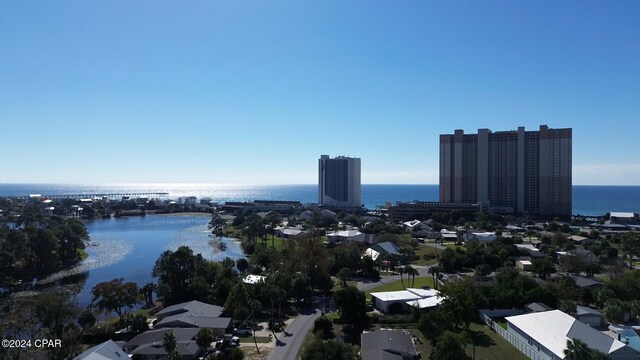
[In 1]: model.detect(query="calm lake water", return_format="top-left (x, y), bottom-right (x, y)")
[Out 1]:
top-left (69, 214), bottom-right (244, 306)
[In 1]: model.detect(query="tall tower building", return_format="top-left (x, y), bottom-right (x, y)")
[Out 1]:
top-left (439, 125), bottom-right (572, 217)
top-left (318, 155), bottom-right (361, 210)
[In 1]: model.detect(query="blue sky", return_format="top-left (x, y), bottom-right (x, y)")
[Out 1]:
top-left (1, 1), bottom-right (639, 185)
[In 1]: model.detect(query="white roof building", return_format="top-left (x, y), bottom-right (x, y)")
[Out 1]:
top-left (610, 212), bottom-right (635, 219)
top-left (242, 274), bottom-right (266, 285)
top-left (371, 288), bottom-right (443, 313)
top-left (506, 310), bottom-right (638, 360)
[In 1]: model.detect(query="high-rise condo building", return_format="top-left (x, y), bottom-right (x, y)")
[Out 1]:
top-left (439, 125), bottom-right (572, 217)
top-left (318, 155), bottom-right (362, 210)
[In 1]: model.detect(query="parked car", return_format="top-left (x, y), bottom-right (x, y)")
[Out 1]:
top-left (233, 326), bottom-right (253, 336)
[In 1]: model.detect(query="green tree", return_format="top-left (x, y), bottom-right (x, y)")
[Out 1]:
top-left (313, 316), bottom-right (335, 340)
top-left (429, 331), bottom-right (471, 360)
top-left (621, 233), bottom-right (640, 269)
top-left (152, 246), bottom-right (214, 305)
top-left (236, 258), bottom-right (250, 273)
top-left (559, 300), bottom-right (577, 315)
top-left (404, 265), bottom-right (419, 287)
top-left (417, 309), bottom-right (452, 344)
top-left (604, 299), bottom-right (626, 323)
top-left (78, 308), bottom-right (96, 334)
top-left (564, 338), bottom-right (608, 360)
top-left (163, 331), bottom-right (178, 357)
top-left (91, 278), bottom-right (140, 316)
top-left (338, 267), bottom-right (351, 287)
top-left (196, 328), bottom-right (214, 353)
top-left (439, 278), bottom-right (476, 329)
top-left (140, 282), bottom-right (156, 308)
top-left (224, 282), bottom-right (251, 322)
top-left (429, 265), bottom-right (442, 290)
top-left (332, 286), bottom-right (369, 337)
top-left (301, 339), bottom-right (358, 360)
top-left (531, 258), bottom-right (556, 280)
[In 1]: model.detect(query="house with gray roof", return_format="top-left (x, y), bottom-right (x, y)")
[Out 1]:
top-left (154, 300), bottom-right (231, 332)
top-left (371, 241), bottom-right (401, 257)
top-left (573, 305), bottom-right (606, 327)
top-left (361, 330), bottom-right (418, 360)
top-left (124, 328), bottom-right (201, 360)
top-left (525, 302), bottom-right (552, 313)
top-left (73, 340), bottom-right (127, 360)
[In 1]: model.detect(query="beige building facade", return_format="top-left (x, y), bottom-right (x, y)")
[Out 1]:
top-left (440, 125), bottom-right (571, 217)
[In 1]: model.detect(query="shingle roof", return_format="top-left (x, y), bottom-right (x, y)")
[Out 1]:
top-left (575, 305), bottom-right (603, 316)
top-left (373, 242), bottom-right (400, 256)
top-left (361, 330), bottom-right (417, 360)
top-left (156, 300), bottom-right (223, 318)
top-left (73, 340), bottom-right (127, 360)
top-left (525, 302), bottom-right (552, 313)
top-left (124, 328), bottom-right (200, 355)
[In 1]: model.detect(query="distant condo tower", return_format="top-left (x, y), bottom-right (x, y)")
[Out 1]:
top-left (439, 125), bottom-right (572, 217)
top-left (318, 155), bottom-right (362, 210)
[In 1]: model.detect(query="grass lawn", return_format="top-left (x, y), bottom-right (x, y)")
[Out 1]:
top-left (414, 321), bottom-right (529, 360)
top-left (413, 245), bottom-right (440, 266)
top-left (465, 321), bottom-right (529, 360)
top-left (365, 276), bottom-right (435, 297)
top-left (239, 336), bottom-right (271, 343)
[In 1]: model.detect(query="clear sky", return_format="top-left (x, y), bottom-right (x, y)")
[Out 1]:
top-left (1, 1), bottom-right (639, 185)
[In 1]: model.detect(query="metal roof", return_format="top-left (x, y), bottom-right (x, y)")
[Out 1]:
top-left (506, 310), bottom-right (629, 358)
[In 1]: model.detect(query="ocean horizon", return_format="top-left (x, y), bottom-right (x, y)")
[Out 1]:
top-left (1, 183), bottom-right (639, 217)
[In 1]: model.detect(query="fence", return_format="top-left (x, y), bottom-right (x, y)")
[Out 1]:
top-left (478, 310), bottom-right (546, 360)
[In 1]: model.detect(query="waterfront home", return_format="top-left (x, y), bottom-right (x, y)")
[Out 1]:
top-left (154, 300), bottom-right (231, 333)
top-left (73, 340), bottom-right (127, 360)
top-left (124, 328), bottom-right (201, 360)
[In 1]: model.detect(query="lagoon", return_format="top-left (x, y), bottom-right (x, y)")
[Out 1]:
top-left (70, 213), bottom-right (244, 306)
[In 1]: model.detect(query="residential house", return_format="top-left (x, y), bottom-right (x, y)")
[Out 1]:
top-left (275, 226), bottom-right (308, 239)
top-left (525, 302), bottom-right (552, 313)
top-left (370, 288), bottom-right (443, 313)
top-left (124, 328), bottom-right (201, 360)
top-left (360, 330), bottom-right (418, 360)
top-left (154, 300), bottom-right (231, 333)
top-left (465, 232), bottom-right (496, 242)
top-left (573, 305), bottom-right (606, 327)
top-left (320, 209), bottom-right (337, 218)
top-left (73, 340), bottom-right (127, 360)
top-left (505, 310), bottom-right (639, 360)
top-left (516, 260), bottom-right (532, 271)
top-left (327, 229), bottom-right (371, 243)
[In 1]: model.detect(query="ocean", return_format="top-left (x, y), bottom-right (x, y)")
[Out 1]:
top-left (1, 183), bottom-right (639, 216)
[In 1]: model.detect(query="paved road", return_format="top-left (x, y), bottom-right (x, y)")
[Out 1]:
top-left (267, 297), bottom-right (330, 360)
top-left (267, 266), bottom-right (434, 360)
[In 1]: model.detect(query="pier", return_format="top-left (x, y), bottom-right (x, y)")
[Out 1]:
top-left (2, 192), bottom-right (169, 199)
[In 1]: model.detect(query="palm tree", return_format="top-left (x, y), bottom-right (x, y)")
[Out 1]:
top-left (163, 331), bottom-right (178, 357)
top-left (399, 266), bottom-right (406, 289)
top-left (428, 265), bottom-right (442, 290)
top-left (195, 328), bottom-right (214, 355)
top-left (404, 265), bottom-right (419, 287)
top-left (564, 338), bottom-right (608, 360)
